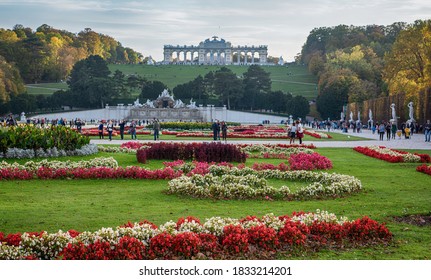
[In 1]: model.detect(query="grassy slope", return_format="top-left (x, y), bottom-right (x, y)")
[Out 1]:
top-left (26, 64), bottom-right (318, 100)
top-left (0, 148), bottom-right (430, 259)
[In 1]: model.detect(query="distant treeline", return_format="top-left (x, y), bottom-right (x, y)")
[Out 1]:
top-left (0, 24), bottom-right (142, 105)
top-left (300, 20), bottom-right (431, 121)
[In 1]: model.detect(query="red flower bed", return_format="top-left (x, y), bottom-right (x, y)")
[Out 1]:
top-left (303, 130), bottom-right (332, 139)
top-left (416, 164), bottom-right (431, 176)
top-left (354, 146), bottom-right (430, 163)
top-left (0, 168), bottom-right (34, 180)
top-left (288, 152), bottom-right (333, 170)
top-left (2, 212), bottom-right (392, 260)
top-left (393, 149), bottom-right (431, 163)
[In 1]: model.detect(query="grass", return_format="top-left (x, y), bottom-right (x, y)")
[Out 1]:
top-left (25, 64), bottom-right (318, 100)
top-left (25, 83), bottom-right (68, 95)
top-left (0, 147), bottom-right (430, 259)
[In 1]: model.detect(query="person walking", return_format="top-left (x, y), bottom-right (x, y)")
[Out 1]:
top-left (129, 121), bottom-right (137, 140)
top-left (106, 120), bottom-right (114, 141)
top-left (296, 120), bottom-right (304, 144)
top-left (378, 122), bottom-right (385, 141)
top-left (391, 122), bottom-right (397, 140)
top-left (385, 122), bottom-right (391, 141)
top-left (75, 119), bottom-right (82, 133)
top-left (211, 120), bottom-right (219, 141)
top-left (98, 121), bottom-right (104, 139)
top-left (288, 122), bottom-right (297, 144)
top-left (221, 121), bottom-right (228, 142)
top-left (119, 120), bottom-right (126, 140)
top-left (424, 120), bottom-right (431, 142)
top-left (153, 119), bottom-right (160, 141)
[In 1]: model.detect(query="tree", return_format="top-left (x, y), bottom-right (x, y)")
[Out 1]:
top-left (213, 67), bottom-right (243, 109)
top-left (0, 55), bottom-right (25, 104)
top-left (290, 95), bottom-right (310, 119)
top-left (67, 55), bottom-right (118, 108)
top-left (241, 65), bottom-right (271, 110)
top-left (383, 20), bottom-right (431, 96)
top-left (316, 68), bottom-right (356, 119)
top-left (140, 80), bottom-right (168, 100)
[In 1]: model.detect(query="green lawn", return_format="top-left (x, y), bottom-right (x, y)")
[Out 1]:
top-left (25, 65), bottom-right (317, 99)
top-left (109, 64), bottom-right (318, 99)
top-left (0, 147), bottom-right (430, 259)
top-left (25, 82), bottom-right (68, 95)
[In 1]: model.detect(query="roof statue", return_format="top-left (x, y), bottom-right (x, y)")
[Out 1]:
top-left (278, 56), bottom-right (284, 65)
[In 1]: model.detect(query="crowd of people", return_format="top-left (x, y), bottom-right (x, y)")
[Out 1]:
top-left (2, 113), bottom-right (430, 143)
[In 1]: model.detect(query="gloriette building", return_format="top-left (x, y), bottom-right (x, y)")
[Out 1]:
top-left (163, 36), bottom-right (268, 65)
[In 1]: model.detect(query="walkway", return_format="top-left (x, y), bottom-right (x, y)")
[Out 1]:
top-left (90, 129), bottom-right (431, 150)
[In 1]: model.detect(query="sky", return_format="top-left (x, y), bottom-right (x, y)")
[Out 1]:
top-left (0, 0), bottom-right (430, 62)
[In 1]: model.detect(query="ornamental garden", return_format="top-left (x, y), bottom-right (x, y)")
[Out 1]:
top-left (0, 125), bottom-right (430, 260)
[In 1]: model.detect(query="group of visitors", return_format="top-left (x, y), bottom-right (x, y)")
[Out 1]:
top-left (375, 121), bottom-right (398, 141)
top-left (98, 119), bottom-right (136, 141)
top-left (211, 120), bottom-right (228, 141)
top-left (286, 120), bottom-right (304, 144)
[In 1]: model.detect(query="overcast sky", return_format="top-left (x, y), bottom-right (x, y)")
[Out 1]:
top-left (1, 0), bottom-right (430, 62)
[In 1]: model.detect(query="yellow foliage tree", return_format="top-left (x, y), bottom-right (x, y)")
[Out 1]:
top-left (383, 20), bottom-right (431, 96)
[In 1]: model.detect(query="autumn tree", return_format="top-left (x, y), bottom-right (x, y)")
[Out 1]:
top-left (383, 20), bottom-right (431, 96)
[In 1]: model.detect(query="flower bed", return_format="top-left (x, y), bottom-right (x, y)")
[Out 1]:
top-left (416, 164), bottom-right (431, 176)
top-left (0, 210), bottom-right (392, 260)
top-left (354, 146), bottom-right (430, 163)
top-left (167, 167), bottom-right (361, 200)
top-left (137, 142), bottom-right (247, 163)
top-left (0, 157), bottom-right (118, 171)
top-left (303, 129), bottom-right (332, 139)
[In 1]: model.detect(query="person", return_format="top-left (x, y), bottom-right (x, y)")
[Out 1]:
top-left (129, 121), bottom-right (137, 140)
top-left (106, 120), bottom-right (114, 141)
top-left (296, 120), bottom-right (304, 144)
top-left (6, 114), bottom-right (16, 126)
top-left (221, 121), bottom-right (228, 142)
top-left (211, 120), bottom-right (219, 141)
top-left (378, 122), bottom-right (385, 141)
top-left (216, 120), bottom-right (221, 140)
top-left (371, 124), bottom-right (376, 134)
top-left (424, 120), bottom-right (431, 142)
top-left (98, 121), bottom-right (104, 139)
top-left (385, 122), bottom-right (391, 141)
top-left (119, 120), bottom-right (126, 140)
top-left (153, 119), bottom-right (160, 141)
top-left (288, 122), bottom-right (297, 144)
top-left (391, 122), bottom-right (397, 140)
top-left (75, 119), bottom-right (83, 133)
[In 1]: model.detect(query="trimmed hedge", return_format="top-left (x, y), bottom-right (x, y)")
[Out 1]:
top-left (137, 142), bottom-right (246, 163)
top-left (0, 125), bottom-right (90, 154)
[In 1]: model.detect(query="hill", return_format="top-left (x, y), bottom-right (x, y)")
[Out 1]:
top-left (26, 64), bottom-right (318, 100)
top-left (108, 64), bottom-right (318, 100)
